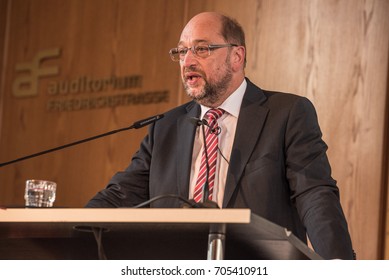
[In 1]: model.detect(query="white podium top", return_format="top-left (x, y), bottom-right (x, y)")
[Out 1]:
top-left (0, 208), bottom-right (251, 224)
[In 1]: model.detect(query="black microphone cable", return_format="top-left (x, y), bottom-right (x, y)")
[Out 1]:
top-left (131, 194), bottom-right (198, 208)
top-left (75, 194), bottom-right (199, 260)
top-left (200, 120), bottom-right (211, 203)
top-left (190, 117), bottom-right (230, 165)
top-left (0, 114), bottom-right (164, 167)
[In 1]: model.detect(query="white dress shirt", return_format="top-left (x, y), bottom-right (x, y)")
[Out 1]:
top-left (189, 79), bottom-right (247, 207)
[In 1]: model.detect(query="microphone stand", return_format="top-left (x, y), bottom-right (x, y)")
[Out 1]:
top-left (188, 118), bottom-right (219, 209)
top-left (0, 114), bottom-right (164, 168)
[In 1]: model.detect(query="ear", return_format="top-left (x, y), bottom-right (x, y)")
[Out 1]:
top-left (230, 46), bottom-right (246, 72)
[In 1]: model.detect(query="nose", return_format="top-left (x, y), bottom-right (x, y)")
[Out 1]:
top-left (181, 49), bottom-right (198, 67)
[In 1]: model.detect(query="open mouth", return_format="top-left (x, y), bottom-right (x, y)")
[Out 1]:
top-left (185, 72), bottom-right (202, 83)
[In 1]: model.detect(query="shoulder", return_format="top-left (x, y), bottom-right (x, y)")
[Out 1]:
top-left (149, 101), bottom-right (200, 134)
top-left (158, 101), bottom-right (199, 122)
top-left (245, 78), bottom-right (315, 112)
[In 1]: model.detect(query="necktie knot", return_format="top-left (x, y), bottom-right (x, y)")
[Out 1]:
top-left (205, 108), bottom-right (224, 121)
top-left (205, 108), bottom-right (224, 130)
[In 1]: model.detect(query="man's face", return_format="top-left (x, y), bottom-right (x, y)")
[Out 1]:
top-left (178, 15), bottom-right (233, 107)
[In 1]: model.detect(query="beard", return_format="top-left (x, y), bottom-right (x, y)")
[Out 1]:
top-left (183, 58), bottom-right (233, 107)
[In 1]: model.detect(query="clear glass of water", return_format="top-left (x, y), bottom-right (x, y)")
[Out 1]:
top-left (24, 180), bottom-right (57, 207)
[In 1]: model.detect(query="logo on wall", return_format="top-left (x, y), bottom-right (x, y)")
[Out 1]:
top-left (12, 48), bottom-right (60, 97)
top-left (12, 48), bottom-right (170, 112)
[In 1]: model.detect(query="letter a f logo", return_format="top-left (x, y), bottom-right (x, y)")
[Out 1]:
top-left (12, 48), bottom-right (60, 97)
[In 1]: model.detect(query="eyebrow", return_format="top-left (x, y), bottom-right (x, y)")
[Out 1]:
top-left (177, 39), bottom-right (210, 47)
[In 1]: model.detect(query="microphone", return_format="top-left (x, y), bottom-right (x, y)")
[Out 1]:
top-left (188, 117), bottom-right (219, 208)
top-left (132, 114), bottom-right (164, 129)
top-left (190, 117), bottom-right (221, 135)
top-left (0, 114), bottom-right (164, 168)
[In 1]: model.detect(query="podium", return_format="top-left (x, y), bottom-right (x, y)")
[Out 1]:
top-left (0, 208), bottom-right (322, 260)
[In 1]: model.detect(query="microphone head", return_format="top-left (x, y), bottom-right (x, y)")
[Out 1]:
top-left (189, 117), bottom-right (204, 126)
top-left (133, 114), bottom-right (164, 129)
top-left (202, 119), bottom-right (209, 126)
top-left (189, 117), bottom-right (214, 131)
top-left (212, 126), bottom-right (221, 135)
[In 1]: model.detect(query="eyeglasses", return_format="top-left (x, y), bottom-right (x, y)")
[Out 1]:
top-left (169, 44), bottom-right (238, 62)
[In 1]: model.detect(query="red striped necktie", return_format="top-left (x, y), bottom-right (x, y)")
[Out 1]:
top-left (193, 108), bottom-right (225, 203)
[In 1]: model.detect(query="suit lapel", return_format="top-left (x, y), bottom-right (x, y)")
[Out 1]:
top-left (176, 102), bottom-right (200, 199)
top-left (222, 80), bottom-right (269, 208)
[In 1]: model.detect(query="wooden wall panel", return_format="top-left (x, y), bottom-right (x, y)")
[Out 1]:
top-left (0, 0), bottom-right (9, 132)
top-left (0, 0), bottom-right (185, 206)
top-left (180, 0), bottom-right (389, 259)
top-left (1, 0), bottom-right (389, 260)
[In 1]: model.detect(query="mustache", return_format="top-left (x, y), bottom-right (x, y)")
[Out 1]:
top-left (183, 65), bottom-right (203, 73)
top-left (183, 67), bottom-right (206, 79)
top-left (184, 65), bottom-right (197, 71)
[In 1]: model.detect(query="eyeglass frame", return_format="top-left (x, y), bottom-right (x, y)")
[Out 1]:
top-left (169, 43), bottom-right (238, 62)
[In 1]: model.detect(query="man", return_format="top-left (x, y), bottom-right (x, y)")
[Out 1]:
top-left (86, 12), bottom-right (354, 260)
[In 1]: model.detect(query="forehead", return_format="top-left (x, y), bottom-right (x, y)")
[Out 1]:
top-left (179, 15), bottom-right (224, 46)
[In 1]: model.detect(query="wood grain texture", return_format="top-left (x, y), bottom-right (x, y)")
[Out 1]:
top-left (0, 0), bottom-right (185, 207)
top-left (383, 16), bottom-right (389, 260)
top-left (180, 0), bottom-right (389, 259)
top-left (0, 0), bottom-right (388, 260)
top-left (0, 0), bottom-right (9, 138)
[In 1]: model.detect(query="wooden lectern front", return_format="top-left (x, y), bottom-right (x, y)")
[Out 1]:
top-left (0, 208), bottom-right (321, 260)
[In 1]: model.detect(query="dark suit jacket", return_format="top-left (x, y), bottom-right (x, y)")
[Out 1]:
top-left (86, 78), bottom-right (354, 259)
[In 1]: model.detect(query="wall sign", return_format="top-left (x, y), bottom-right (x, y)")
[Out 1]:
top-left (12, 48), bottom-right (170, 112)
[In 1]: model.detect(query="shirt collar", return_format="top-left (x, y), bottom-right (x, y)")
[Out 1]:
top-left (200, 79), bottom-right (247, 119)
